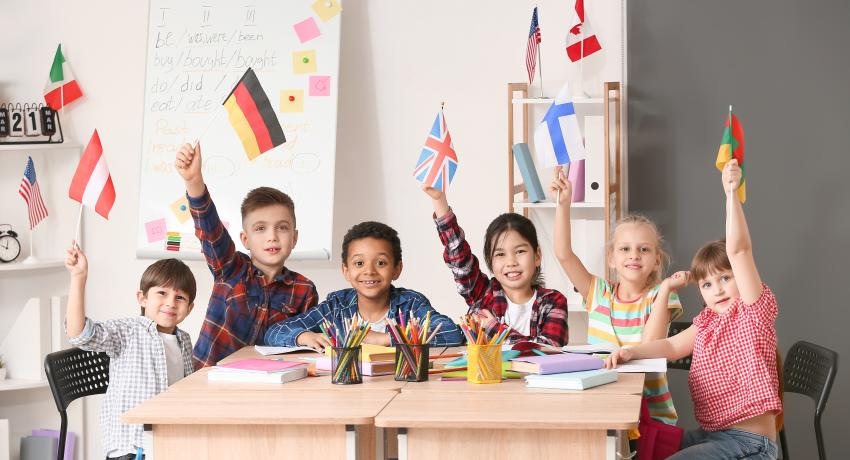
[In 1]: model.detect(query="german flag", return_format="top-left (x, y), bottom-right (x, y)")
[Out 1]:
top-left (223, 68), bottom-right (286, 160)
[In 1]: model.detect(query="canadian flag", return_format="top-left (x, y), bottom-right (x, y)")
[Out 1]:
top-left (566, 0), bottom-right (602, 62)
top-left (69, 130), bottom-right (116, 219)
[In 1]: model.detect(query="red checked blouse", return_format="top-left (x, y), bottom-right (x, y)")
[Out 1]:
top-left (689, 284), bottom-right (783, 431)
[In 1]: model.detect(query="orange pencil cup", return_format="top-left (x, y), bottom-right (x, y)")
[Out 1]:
top-left (332, 346), bottom-right (362, 384)
top-left (467, 344), bottom-right (501, 384)
top-left (394, 344), bottom-right (429, 382)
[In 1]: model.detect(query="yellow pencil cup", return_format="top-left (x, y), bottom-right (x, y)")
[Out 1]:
top-left (467, 344), bottom-right (502, 384)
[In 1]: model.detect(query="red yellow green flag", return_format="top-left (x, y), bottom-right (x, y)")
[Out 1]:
top-left (715, 107), bottom-right (746, 202)
top-left (223, 68), bottom-right (286, 160)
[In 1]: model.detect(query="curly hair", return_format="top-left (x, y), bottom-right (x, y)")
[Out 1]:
top-left (341, 221), bottom-right (402, 264)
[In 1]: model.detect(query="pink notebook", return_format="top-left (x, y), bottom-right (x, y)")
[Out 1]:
top-left (215, 358), bottom-right (305, 373)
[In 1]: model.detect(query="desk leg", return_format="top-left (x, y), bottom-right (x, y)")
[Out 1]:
top-left (346, 425), bottom-right (356, 460)
top-left (143, 424), bottom-right (154, 460)
top-left (397, 428), bottom-right (408, 460)
top-left (375, 427), bottom-right (385, 460)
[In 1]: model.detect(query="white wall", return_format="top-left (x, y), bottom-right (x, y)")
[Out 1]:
top-left (1, 1), bottom-right (623, 458)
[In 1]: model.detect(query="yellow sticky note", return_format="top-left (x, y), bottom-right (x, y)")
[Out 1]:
top-left (292, 50), bottom-right (317, 74)
top-left (170, 195), bottom-right (191, 224)
top-left (280, 90), bottom-right (304, 113)
top-left (312, 0), bottom-right (342, 22)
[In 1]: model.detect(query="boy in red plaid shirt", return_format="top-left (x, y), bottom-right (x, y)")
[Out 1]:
top-left (607, 160), bottom-right (781, 459)
top-left (423, 186), bottom-right (569, 347)
top-left (176, 143), bottom-right (318, 369)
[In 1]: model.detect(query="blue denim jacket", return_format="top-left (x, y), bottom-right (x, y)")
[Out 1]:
top-left (264, 286), bottom-right (464, 347)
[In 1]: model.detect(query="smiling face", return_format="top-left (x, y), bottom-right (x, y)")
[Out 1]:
top-left (697, 270), bottom-right (740, 314)
top-left (608, 222), bottom-right (662, 288)
top-left (488, 229), bottom-right (541, 301)
top-left (240, 204), bottom-right (298, 276)
top-left (341, 237), bottom-right (402, 304)
top-left (138, 286), bottom-right (194, 333)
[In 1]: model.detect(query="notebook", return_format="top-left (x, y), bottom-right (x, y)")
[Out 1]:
top-left (524, 368), bottom-right (618, 390)
top-left (611, 358), bottom-right (667, 373)
top-left (561, 343), bottom-right (619, 354)
top-left (254, 345), bottom-right (319, 355)
top-left (315, 357), bottom-right (395, 376)
top-left (511, 352), bottom-right (604, 375)
top-left (208, 366), bottom-right (308, 384)
top-left (360, 344), bottom-right (396, 362)
top-left (215, 358), bottom-right (307, 373)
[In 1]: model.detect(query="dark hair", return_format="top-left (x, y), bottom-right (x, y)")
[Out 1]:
top-left (341, 221), bottom-right (402, 264)
top-left (240, 187), bottom-right (296, 227)
top-left (690, 239), bottom-right (731, 282)
top-left (139, 258), bottom-right (197, 314)
top-left (483, 213), bottom-right (542, 286)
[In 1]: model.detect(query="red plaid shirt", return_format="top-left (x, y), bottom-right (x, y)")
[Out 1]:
top-left (434, 209), bottom-right (569, 346)
top-left (188, 188), bottom-right (318, 369)
top-left (690, 284), bottom-right (782, 431)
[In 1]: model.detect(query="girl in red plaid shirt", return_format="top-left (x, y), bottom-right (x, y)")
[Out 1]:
top-left (607, 160), bottom-right (782, 459)
top-left (424, 186), bottom-right (569, 347)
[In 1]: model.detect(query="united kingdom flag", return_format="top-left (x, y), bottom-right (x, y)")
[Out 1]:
top-left (413, 110), bottom-right (458, 192)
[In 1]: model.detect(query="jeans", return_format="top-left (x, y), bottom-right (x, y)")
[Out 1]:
top-left (667, 428), bottom-right (778, 459)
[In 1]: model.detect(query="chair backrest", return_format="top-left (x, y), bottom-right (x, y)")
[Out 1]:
top-left (667, 321), bottom-right (692, 370)
top-left (783, 341), bottom-right (838, 418)
top-left (44, 348), bottom-right (110, 413)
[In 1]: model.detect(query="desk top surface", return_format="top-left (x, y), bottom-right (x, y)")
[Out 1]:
top-left (374, 392), bottom-right (641, 430)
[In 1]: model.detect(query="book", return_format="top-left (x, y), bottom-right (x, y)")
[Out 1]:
top-left (215, 358), bottom-right (307, 373)
top-left (439, 362), bottom-right (523, 380)
top-left (360, 344), bottom-right (396, 362)
top-left (611, 358), bottom-right (667, 373)
top-left (524, 368), bottom-right (618, 390)
top-left (511, 352), bottom-right (604, 375)
top-left (254, 345), bottom-right (319, 355)
top-left (512, 143), bottom-right (547, 203)
top-left (208, 366), bottom-right (308, 384)
top-left (561, 343), bottom-right (619, 354)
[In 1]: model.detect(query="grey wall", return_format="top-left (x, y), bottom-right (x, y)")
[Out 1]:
top-left (628, 0), bottom-right (849, 456)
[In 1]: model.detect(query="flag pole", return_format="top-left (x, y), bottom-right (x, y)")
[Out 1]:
top-left (726, 104), bottom-right (734, 237)
top-left (74, 204), bottom-right (83, 250)
top-left (537, 5), bottom-right (544, 98)
top-left (194, 108), bottom-right (222, 147)
top-left (22, 227), bottom-right (38, 264)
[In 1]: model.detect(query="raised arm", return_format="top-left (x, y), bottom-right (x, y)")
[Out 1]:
top-left (175, 142), bottom-right (206, 198)
top-left (723, 160), bottom-right (762, 304)
top-left (642, 271), bottom-right (688, 342)
top-left (64, 241), bottom-right (87, 337)
top-left (551, 169), bottom-right (593, 298)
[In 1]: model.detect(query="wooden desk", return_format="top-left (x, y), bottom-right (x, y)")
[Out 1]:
top-left (123, 389), bottom-right (397, 460)
top-left (375, 392), bottom-right (640, 460)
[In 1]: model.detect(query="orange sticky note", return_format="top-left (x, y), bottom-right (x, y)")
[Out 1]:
top-left (170, 196), bottom-right (191, 224)
top-left (292, 50), bottom-right (317, 74)
top-left (312, 0), bottom-right (342, 22)
top-left (280, 90), bottom-right (304, 113)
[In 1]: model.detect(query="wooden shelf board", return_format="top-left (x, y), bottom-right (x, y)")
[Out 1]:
top-left (0, 143), bottom-right (81, 151)
top-left (0, 378), bottom-right (49, 392)
top-left (0, 259), bottom-right (65, 272)
top-left (513, 201), bottom-right (605, 209)
top-left (511, 97), bottom-right (604, 105)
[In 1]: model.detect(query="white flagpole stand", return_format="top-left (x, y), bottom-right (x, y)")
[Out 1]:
top-left (22, 227), bottom-right (39, 264)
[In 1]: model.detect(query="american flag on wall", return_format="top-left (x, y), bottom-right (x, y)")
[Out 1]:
top-left (526, 7), bottom-right (541, 84)
top-left (19, 156), bottom-right (49, 229)
top-left (413, 110), bottom-right (458, 192)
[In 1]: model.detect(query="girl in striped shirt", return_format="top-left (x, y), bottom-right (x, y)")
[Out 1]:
top-left (551, 171), bottom-right (684, 427)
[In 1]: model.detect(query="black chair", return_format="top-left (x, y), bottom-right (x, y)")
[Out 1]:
top-left (667, 321), bottom-right (692, 370)
top-left (44, 348), bottom-right (110, 460)
top-left (778, 341), bottom-right (838, 460)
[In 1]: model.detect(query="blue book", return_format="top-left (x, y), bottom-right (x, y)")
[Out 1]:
top-left (524, 368), bottom-right (618, 390)
top-left (512, 143), bottom-right (546, 203)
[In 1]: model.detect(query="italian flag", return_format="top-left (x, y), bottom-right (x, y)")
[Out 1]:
top-left (716, 107), bottom-right (746, 203)
top-left (43, 44), bottom-right (83, 110)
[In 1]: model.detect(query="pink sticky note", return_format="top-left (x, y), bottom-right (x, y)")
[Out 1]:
top-left (145, 218), bottom-right (167, 243)
top-left (309, 75), bottom-right (331, 96)
top-left (293, 17), bottom-right (321, 43)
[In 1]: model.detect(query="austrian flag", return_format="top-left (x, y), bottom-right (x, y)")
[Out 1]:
top-left (413, 110), bottom-right (458, 192)
top-left (69, 130), bottom-right (116, 219)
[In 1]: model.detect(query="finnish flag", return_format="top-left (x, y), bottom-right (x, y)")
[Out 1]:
top-left (533, 83), bottom-right (585, 167)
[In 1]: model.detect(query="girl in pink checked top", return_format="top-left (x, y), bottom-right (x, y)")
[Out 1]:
top-left (606, 159), bottom-right (782, 459)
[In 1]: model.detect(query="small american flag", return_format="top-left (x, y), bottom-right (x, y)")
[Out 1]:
top-left (19, 156), bottom-right (49, 229)
top-left (526, 7), bottom-right (541, 85)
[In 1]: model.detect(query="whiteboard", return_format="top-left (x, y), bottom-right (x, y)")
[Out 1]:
top-left (137, 0), bottom-right (341, 260)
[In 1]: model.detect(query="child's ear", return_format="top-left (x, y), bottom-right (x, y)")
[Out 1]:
top-left (534, 248), bottom-right (542, 267)
top-left (291, 229), bottom-right (299, 248)
top-left (392, 260), bottom-right (403, 280)
top-left (239, 230), bottom-right (249, 250)
top-left (136, 290), bottom-right (146, 304)
top-left (341, 261), bottom-right (351, 281)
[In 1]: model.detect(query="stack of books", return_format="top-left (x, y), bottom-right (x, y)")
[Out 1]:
top-left (512, 352), bottom-right (617, 391)
top-left (207, 358), bottom-right (308, 384)
top-left (524, 369), bottom-right (618, 390)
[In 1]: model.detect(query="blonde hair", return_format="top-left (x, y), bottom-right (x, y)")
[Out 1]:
top-left (605, 214), bottom-right (670, 288)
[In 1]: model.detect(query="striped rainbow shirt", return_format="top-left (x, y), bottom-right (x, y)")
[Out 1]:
top-left (586, 276), bottom-right (683, 426)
